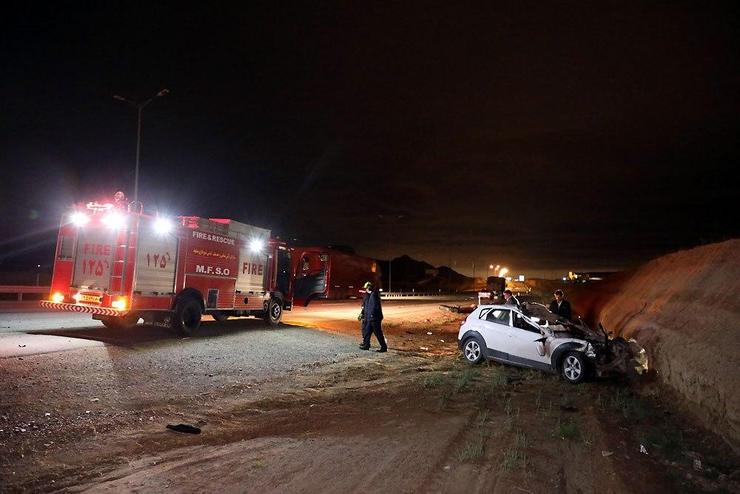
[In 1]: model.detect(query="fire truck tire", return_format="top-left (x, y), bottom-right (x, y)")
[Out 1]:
top-left (174, 298), bottom-right (202, 336)
top-left (212, 311), bottom-right (229, 322)
top-left (100, 313), bottom-right (139, 330)
top-left (264, 297), bottom-right (283, 326)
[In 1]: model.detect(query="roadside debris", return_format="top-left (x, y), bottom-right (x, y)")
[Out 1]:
top-left (640, 444), bottom-right (648, 455)
top-left (439, 304), bottom-right (475, 314)
top-left (166, 423), bottom-right (201, 434)
top-left (601, 451), bottom-right (613, 457)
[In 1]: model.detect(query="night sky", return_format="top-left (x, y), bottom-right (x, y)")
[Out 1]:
top-left (2, 3), bottom-right (738, 277)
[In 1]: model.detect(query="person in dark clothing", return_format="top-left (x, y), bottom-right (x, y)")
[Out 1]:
top-left (503, 289), bottom-right (520, 307)
top-left (358, 281), bottom-right (387, 352)
top-left (548, 289), bottom-right (572, 321)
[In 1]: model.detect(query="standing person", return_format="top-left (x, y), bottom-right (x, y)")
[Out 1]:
top-left (503, 289), bottom-right (520, 307)
top-left (548, 289), bottom-right (572, 321)
top-left (358, 281), bottom-right (387, 352)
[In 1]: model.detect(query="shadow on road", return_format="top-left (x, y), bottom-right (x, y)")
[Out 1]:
top-left (28, 318), bottom-right (300, 347)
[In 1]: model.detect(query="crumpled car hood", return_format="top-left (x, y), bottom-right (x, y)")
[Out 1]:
top-left (521, 302), bottom-right (604, 342)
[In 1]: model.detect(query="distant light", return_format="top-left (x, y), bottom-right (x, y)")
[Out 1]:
top-left (102, 212), bottom-right (126, 229)
top-left (498, 267), bottom-right (509, 278)
top-left (70, 212), bottom-right (90, 227)
top-left (249, 238), bottom-right (264, 253)
top-left (153, 217), bottom-right (173, 235)
top-left (51, 292), bottom-right (64, 304)
top-left (518, 275), bottom-right (525, 282)
top-left (562, 277), bottom-right (567, 281)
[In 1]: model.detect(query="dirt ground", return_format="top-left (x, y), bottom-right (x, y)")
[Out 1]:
top-left (2, 306), bottom-right (738, 494)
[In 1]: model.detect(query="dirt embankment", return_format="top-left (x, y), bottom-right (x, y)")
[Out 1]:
top-left (592, 239), bottom-right (740, 451)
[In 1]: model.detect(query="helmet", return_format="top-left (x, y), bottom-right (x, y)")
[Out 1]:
top-left (363, 281), bottom-right (373, 289)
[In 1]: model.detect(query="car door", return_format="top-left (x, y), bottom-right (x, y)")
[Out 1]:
top-left (506, 313), bottom-right (551, 371)
top-left (476, 307), bottom-right (513, 361)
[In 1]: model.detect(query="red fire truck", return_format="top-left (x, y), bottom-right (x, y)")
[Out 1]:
top-left (41, 199), bottom-right (293, 334)
top-left (292, 247), bottom-right (382, 306)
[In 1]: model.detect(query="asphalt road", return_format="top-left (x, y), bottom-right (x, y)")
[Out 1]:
top-left (0, 298), bottom-right (470, 411)
top-left (0, 297), bottom-right (471, 358)
top-left (0, 297), bottom-right (470, 425)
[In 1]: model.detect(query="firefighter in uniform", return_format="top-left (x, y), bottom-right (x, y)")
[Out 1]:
top-left (358, 281), bottom-right (387, 352)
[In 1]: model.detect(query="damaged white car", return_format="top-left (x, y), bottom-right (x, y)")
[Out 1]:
top-left (458, 303), bottom-right (645, 384)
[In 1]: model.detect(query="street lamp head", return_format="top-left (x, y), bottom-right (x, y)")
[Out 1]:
top-left (113, 88), bottom-right (170, 203)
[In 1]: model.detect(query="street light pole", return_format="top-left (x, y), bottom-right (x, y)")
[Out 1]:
top-left (113, 89), bottom-right (170, 203)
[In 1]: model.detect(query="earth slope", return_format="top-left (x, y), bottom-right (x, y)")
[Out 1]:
top-left (597, 239), bottom-right (740, 451)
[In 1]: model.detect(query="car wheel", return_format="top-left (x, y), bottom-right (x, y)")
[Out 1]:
top-left (462, 337), bottom-right (485, 365)
top-left (561, 351), bottom-right (587, 384)
top-left (174, 298), bottom-right (202, 336)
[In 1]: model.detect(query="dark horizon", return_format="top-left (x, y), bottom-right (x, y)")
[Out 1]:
top-left (2, 3), bottom-right (738, 277)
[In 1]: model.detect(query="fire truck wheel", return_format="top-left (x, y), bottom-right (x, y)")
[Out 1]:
top-left (212, 311), bottom-right (229, 323)
top-left (175, 298), bottom-right (202, 336)
top-left (100, 313), bottom-right (139, 330)
top-left (265, 297), bottom-right (283, 326)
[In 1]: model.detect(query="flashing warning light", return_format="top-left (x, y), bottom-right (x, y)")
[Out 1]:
top-left (70, 212), bottom-right (90, 227)
top-left (153, 217), bottom-right (173, 235)
top-left (111, 297), bottom-right (128, 310)
top-left (51, 292), bottom-right (64, 304)
top-left (102, 212), bottom-right (126, 229)
top-left (249, 238), bottom-right (264, 253)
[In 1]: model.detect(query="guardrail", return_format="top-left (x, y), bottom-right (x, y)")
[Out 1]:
top-left (0, 285), bottom-right (468, 303)
top-left (380, 292), bottom-right (470, 299)
top-left (0, 285), bottom-right (48, 302)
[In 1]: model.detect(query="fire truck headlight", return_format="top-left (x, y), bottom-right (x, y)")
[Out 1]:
top-left (153, 217), bottom-right (173, 235)
top-left (111, 297), bottom-right (127, 310)
top-left (51, 292), bottom-right (64, 304)
top-left (249, 239), bottom-right (264, 253)
top-left (102, 212), bottom-right (126, 229)
top-left (70, 212), bottom-right (90, 227)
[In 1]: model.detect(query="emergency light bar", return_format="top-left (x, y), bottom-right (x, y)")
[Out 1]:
top-left (70, 212), bottom-right (90, 227)
top-left (153, 217), bottom-right (174, 235)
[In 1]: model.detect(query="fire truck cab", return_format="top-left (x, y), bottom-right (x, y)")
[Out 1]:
top-left (41, 199), bottom-right (293, 335)
top-left (291, 247), bottom-right (381, 306)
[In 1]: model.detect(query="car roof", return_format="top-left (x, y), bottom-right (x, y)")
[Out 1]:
top-left (477, 304), bottom-right (519, 312)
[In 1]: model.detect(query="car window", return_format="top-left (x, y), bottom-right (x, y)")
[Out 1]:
top-left (485, 309), bottom-right (511, 325)
top-left (513, 313), bottom-right (541, 333)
